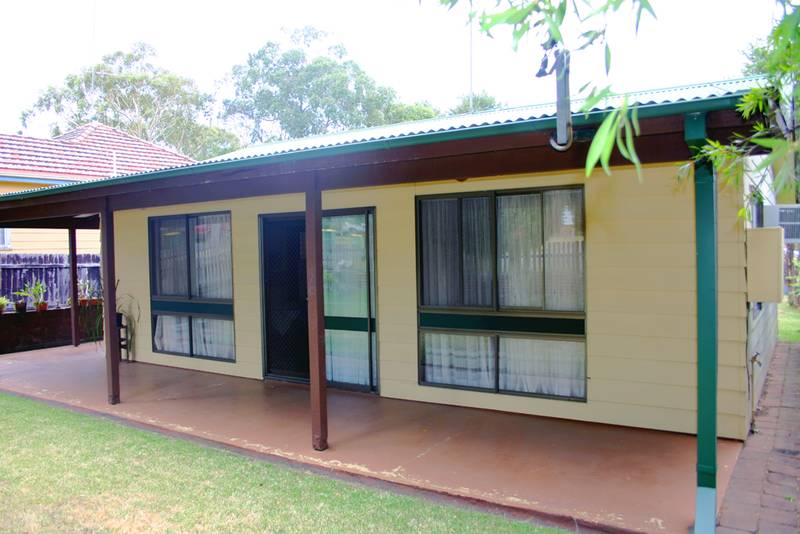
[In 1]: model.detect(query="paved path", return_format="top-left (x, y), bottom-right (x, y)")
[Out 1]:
top-left (719, 343), bottom-right (800, 533)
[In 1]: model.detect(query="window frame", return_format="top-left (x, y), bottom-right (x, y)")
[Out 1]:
top-left (148, 211), bottom-right (236, 362)
top-left (415, 185), bottom-right (587, 401)
top-left (416, 185), bottom-right (586, 315)
top-left (0, 228), bottom-right (11, 250)
top-left (749, 188), bottom-right (765, 318)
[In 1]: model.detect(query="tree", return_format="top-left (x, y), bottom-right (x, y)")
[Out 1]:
top-left (223, 34), bottom-right (439, 142)
top-left (385, 101), bottom-right (440, 123)
top-left (449, 91), bottom-right (503, 115)
top-left (21, 43), bottom-right (240, 160)
top-left (440, 0), bottom-right (654, 175)
top-left (695, 2), bottom-right (799, 198)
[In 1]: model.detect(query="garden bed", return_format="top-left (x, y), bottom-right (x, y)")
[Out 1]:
top-left (0, 305), bottom-right (102, 354)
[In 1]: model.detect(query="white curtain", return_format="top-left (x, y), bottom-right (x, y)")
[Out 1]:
top-left (497, 194), bottom-right (544, 308)
top-left (322, 214), bottom-right (372, 386)
top-left (156, 218), bottom-right (188, 296)
top-left (192, 317), bottom-right (235, 360)
top-left (461, 196), bottom-right (493, 306)
top-left (499, 337), bottom-right (585, 398)
top-left (420, 198), bottom-right (461, 306)
top-left (323, 215), bottom-right (368, 317)
top-left (543, 190), bottom-right (584, 311)
top-left (325, 330), bottom-right (370, 386)
top-left (153, 315), bottom-right (190, 354)
top-left (191, 214), bottom-right (233, 299)
top-left (422, 331), bottom-right (494, 389)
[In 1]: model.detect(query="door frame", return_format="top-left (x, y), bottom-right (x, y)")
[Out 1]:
top-left (258, 207), bottom-right (378, 391)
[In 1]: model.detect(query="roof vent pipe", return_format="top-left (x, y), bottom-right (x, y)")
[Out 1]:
top-left (549, 49), bottom-right (573, 152)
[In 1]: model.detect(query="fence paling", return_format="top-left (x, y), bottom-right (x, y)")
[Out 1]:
top-left (0, 253), bottom-right (102, 308)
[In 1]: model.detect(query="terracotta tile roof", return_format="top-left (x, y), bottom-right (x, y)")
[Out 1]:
top-left (0, 122), bottom-right (195, 181)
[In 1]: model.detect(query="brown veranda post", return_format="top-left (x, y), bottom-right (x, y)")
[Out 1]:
top-left (100, 200), bottom-right (121, 404)
top-left (68, 228), bottom-right (80, 346)
top-left (305, 176), bottom-right (328, 451)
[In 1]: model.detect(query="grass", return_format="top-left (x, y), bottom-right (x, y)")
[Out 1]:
top-left (0, 392), bottom-right (563, 534)
top-left (779, 299), bottom-right (800, 342)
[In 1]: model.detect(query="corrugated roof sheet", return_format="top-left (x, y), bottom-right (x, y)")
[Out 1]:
top-left (0, 122), bottom-right (195, 181)
top-left (207, 77), bottom-right (760, 163)
top-left (0, 77), bottom-right (761, 202)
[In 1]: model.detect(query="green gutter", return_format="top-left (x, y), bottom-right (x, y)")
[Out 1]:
top-left (0, 93), bottom-right (744, 204)
top-left (685, 111), bottom-right (718, 533)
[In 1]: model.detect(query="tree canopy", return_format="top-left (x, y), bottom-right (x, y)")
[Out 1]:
top-left (21, 43), bottom-right (240, 161)
top-left (223, 33), bottom-right (440, 142)
top-left (449, 91), bottom-right (504, 115)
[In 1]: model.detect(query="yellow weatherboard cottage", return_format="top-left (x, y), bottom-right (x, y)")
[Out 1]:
top-left (0, 78), bottom-right (782, 513)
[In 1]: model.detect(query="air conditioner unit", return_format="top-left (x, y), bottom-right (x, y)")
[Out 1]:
top-left (765, 204), bottom-right (800, 243)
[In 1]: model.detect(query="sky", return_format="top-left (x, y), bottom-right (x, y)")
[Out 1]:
top-left (0, 0), bottom-right (780, 140)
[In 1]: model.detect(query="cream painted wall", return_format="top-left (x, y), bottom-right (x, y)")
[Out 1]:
top-left (114, 162), bottom-right (753, 439)
top-left (0, 180), bottom-right (101, 254)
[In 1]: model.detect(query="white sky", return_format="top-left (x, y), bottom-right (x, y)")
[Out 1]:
top-left (1, 0), bottom-right (779, 140)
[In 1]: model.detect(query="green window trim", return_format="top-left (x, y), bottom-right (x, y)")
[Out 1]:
top-left (324, 315), bottom-right (376, 332)
top-left (150, 299), bottom-right (234, 318)
top-left (419, 312), bottom-right (584, 336)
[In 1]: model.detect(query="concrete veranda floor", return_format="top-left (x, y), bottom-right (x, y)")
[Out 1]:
top-left (0, 344), bottom-right (743, 533)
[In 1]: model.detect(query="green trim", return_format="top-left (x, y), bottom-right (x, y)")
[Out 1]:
top-left (151, 299), bottom-right (234, 318)
top-left (684, 111), bottom-right (709, 153)
top-left (419, 312), bottom-right (584, 336)
top-left (0, 93), bottom-right (745, 204)
top-left (324, 315), bottom-right (375, 332)
top-left (685, 112), bottom-right (718, 491)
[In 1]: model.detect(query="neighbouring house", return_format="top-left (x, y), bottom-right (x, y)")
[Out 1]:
top-left (0, 122), bottom-right (195, 314)
top-left (0, 78), bottom-right (785, 524)
top-left (0, 122), bottom-right (195, 254)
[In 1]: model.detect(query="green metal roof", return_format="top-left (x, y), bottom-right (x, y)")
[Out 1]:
top-left (0, 77), bottom-right (760, 204)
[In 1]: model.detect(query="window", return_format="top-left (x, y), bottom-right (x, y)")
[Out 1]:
top-left (149, 212), bottom-right (235, 361)
top-left (417, 187), bottom-right (586, 400)
top-left (0, 228), bottom-right (10, 249)
top-left (750, 189), bottom-right (764, 317)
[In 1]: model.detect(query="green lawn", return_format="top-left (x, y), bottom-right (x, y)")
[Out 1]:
top-left (0, 393), bottom-right (562, 534)
top-left (779, 299), bottom-right (800, 342)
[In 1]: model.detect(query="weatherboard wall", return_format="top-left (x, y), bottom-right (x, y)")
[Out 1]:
top-left (114, 162), bottom-right (751, 439)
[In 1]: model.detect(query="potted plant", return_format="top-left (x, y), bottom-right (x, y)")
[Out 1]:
top-left (79, 279), bottom-right (101, 306)
top-left (12, 289), bottom-right (27, 313)
top-left (14, 279), bottom-right (48, 313)
top-left (78, 279), bottom-right (91, 307)
top-left (0, 296), bottom-right (9, 314)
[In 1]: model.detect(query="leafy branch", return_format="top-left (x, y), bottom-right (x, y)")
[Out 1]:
top-left (685, 1), bottom-right (798, 210)
top-left (439, 0), bottom-right (655, 177)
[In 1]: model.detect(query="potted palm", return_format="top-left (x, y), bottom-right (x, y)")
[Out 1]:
top-left (0, 296), bottom-right (9, 314)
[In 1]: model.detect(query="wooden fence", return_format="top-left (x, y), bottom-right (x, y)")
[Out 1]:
top-left (0, 254), bottom-right (102, 308)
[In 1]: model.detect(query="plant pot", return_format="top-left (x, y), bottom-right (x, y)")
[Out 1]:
top-left (35, 302), bottom-right (48, 313)
top-left (14, 300), bottom-right (26, 313)
top-left (79, 298), bottom-right (89, 307)
top-left (89, 299), bottom-right (102, 306)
